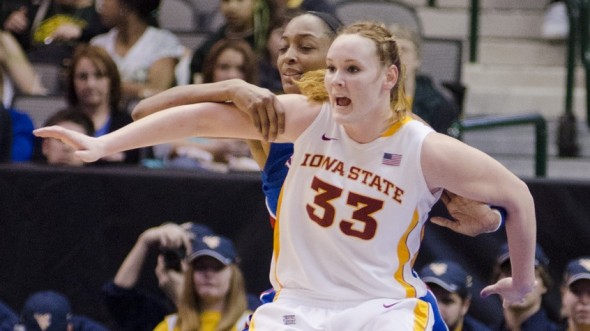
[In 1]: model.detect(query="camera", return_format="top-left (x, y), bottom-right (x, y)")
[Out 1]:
top-left (161, 245), bottom-right (186, 271)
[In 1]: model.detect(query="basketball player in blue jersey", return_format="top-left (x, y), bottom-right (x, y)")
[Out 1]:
top-left (34, 20), bottom-right (536, 330)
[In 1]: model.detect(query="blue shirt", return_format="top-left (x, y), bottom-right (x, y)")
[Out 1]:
top-left (8, 109), bottom-right (34, 162)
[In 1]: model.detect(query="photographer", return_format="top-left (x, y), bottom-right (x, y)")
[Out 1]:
top-left (102, 222), bottom-right (213, 331)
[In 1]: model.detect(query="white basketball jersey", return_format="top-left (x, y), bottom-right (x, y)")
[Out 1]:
top-left (271, 103), bottom-right (441, 302)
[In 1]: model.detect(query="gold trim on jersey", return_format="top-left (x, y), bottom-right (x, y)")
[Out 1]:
top-left (381, 116), bottom-right (413, 137)
top-left (395, 209), bottom-right (420, 298)
top-left (413, 299), bottom-right (432, 330)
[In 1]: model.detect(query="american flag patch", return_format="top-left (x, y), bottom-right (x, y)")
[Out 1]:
top-left (382, 153), bottom-right (402, 166)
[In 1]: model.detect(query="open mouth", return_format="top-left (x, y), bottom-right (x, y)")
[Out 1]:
top-left (336, 97), bottom-right (351, 106)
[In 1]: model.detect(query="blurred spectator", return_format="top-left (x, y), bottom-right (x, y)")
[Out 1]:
top-left (0, 0), bottom-right (107, 66)
top-left (153, 233), bottom-right (251, 331)
top-left (13, 290), bottom-right (108, 331)
top-left (0, 103), bottom-right (9, 162)
top-left (420, 260), bottom-right (491, 331)
top-left (560, 257), bottom-right (590, 331)
top-left (91, 0), bottom-right (184, 106)
top-left (66, 43), bottom-right (142, 164)
top-left (490, 243), bottom-right (560, 331)
top-left (38, 108), bottom-right (94, 166)
top-left (1, 30), bottom-right (47, 108)
top-left (282, 0), bottom-right (336, 16)
top-left (258, 13), bottom-right (290, 93)
top-left (389, 24), bottom-right (460, 135)
top-left (0, 298), bottom-right (17, 331)
top-left (0, 62), bottom-right (36, 163)
top-left (102, 222), bottom-right (212, 331)
top-left (542, 0), bottom-right (568, 41)
top-left (189, 0), bottom-right (285, 84)
top-left (7, 107), bottom-right (34, 162)
top-left (160, 39), bottom-right (258, 172)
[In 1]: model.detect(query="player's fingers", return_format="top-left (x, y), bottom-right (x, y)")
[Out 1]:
top-left (480, 284), bottom-right (497, 298)
top-left (430, 217), bottom-right (457, 230)
top-left (274, 96), bottom-right (286, 135)
top-left (439, 190), bottom-right (451, 205)
top-left (264, 97), bottom-right (278, 141)
top-left (255, 104), bottom-right (270, 141)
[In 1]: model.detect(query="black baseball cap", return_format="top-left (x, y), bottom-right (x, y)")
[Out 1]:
top-left (564, 257), bottom-right (590, 287)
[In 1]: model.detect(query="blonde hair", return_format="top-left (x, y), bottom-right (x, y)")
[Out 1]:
top-left (177, 264), bottom-right (248, 331)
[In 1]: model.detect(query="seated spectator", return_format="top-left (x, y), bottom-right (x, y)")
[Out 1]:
top-left (66, 43), bottom-right (142, 164)
top-left (283, 0), bottom-right (336, 16)
top-left (153, 233), bottom-right (251, 331)
top-left (560, 257), bottom-right (590, 331)
top-left (0, 105), bottom-right (9, 162)
top-left (1, 30), bottom-right (47, 108)
top-left (490, 242), bottom-right (560, 331)
top-left (0, 298), bottom-right (17, 331)
top-left (189, 0), bottom-right (284, 84)
top-left (0, 61), bottom-right (35, 163)
top-left (160, 39), bottom-right (258, 172)
top-left (258, 13), bottom-right (290, 93)
top-left (102, 222), bottom-right (213, 331)
top-left (0, 0), bottom-right (107, 66)
top-left (91, 0), bottom-right (184, 106)
top-left (7, 107), bottom-right (34, 162)
top-left (38, 108), bottom-right (94, 166)
top-left (419, 260), bottom-right (491, 331)
top-left (561, 256), bottom-right (590, 331)
top-left (14, 290), bottom-right (108, 331)
top-left (389, 24), bottom-right (460, 136)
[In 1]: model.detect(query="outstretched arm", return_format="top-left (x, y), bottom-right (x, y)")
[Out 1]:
top-left (132, 79), bottom-right (285, 142)
top-left (34, 94), bottom-right (318, 163)
top-left (422, 132), bottom-right (536, 305)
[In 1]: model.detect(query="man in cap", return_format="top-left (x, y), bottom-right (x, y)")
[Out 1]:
top-left (419, 260), bottom-right (491, 331)
top-left (15, 291), bottom-right (106, 331)
top-left (102, 222), bottom-right (213, 331)
top-left (491, 242), bottom-right (559, 331)
top-left (560, 257), bottom-right (590, 331)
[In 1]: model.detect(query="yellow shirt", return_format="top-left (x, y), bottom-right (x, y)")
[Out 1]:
top-left (153, 311), bottom-right (251, 331)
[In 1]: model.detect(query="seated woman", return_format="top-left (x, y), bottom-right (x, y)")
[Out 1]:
top-left (65, 44), bottom-right (142, 164)
top-left (91, 0), bottom-right (184, 107)
top-left (161, 39), bottom-right (259, 172)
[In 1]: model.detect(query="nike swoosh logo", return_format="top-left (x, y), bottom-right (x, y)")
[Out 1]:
top-left (383, 302), bottom-right (398, 309)
top-left (321, 133), bottom-right (338, 141)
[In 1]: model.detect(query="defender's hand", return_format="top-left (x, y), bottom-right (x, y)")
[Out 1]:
top-left (430, 190), bottom-right (502, 237)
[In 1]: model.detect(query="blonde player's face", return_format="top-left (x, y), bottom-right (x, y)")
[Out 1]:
top-left (42, 121), bottom-right (87, 166)
top-left (325, 34), bottom-right (397, 126)
top-left (73, 57), bottom-right (111, 109)
top-left (192, 256), bottom-right (232, 302)
top-left (277, 14), bottom-right (333, 94)
top-left (213, 48), bottom-right (246, 82)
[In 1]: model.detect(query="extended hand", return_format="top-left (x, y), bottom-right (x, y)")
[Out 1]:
top-left (430, 190), bottom-right (502, 236)
top-left (33, 126), bottom-right (104, 162)
top-left (481, 277), bottom-right (537, 307)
